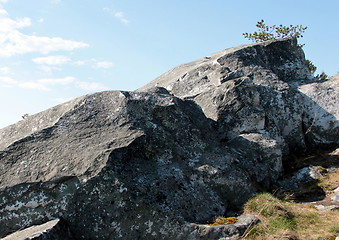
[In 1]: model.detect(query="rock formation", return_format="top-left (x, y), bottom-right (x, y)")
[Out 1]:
top-left (0, 219), bottom-right (74, 240)
top-left (0, 38), bottom-right (338, 239)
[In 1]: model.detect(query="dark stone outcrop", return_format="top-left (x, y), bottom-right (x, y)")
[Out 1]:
top-left (0, 38), bottom-right (338, 239)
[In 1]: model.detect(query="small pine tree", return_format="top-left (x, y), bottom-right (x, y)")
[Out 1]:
top-left (305, 60), bottom-right (317, 74)
top-left (243, 19), bottom-right (307, 42)
top-left (243, 20), bottom-right (328, 81)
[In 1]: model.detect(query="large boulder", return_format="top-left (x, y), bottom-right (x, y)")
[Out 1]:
top-left (0, 89), bottom-right (280, 239)
top-left (140, 38), bottom-right (338, 153)
top-left (0, 38), bottom-right (337, 239)
top-left (298, 73), bottom-right (339, 147)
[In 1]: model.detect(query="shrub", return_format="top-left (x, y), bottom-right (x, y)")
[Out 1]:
top-left (305, 59), bottom-right (317, 74)
top-left (243, 19), bottom-right (307, 43)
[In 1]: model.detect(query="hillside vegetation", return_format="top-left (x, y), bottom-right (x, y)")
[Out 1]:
top-left (242, 148), bottom-right (339, 240)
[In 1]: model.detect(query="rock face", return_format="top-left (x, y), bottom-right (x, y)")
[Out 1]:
top-left (298, 74), bottom-right (339, 147)
top-left (0, 219), bottom-right (75, 240)
top-left (0, 38), bottom-right (338, 239)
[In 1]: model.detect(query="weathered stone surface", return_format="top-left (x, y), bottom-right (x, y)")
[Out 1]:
top-left (314, 205), bottom-right (339, 212)
top-left (140, 38), bottom-right (339, 155)
top-left (298, 74), bottom-right (339, 147)
top-left (0, 89), bottom-right (281, 239)
top-left (189, 215), bottom-right (259, 240)
top-left (0, 96), bottom-right (86, 151)
top-left (332, 187), bottom-right (339, 202)
top-left (0, 38), bottom-right (338, 239)
top-left (0, 219), bottom-right (74, 240)
top-left (278, 166), bottom-right (322, 191)
top-left (140, 38), bottom-right (312, 99)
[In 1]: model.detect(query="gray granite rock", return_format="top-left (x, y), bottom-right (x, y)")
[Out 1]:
top-left (0, 90), bottom-right (281, 239)
top-left (298, 74), bottom-right (339, 147)
top-left (278, 166), bottom-right (322, 191)
top-left (0, 38), bottom-right (338, 239)
top-left (140, 37), bottom-right (338, 154)
top-left (189, 215), bottom-right (259, 240)
top-left (314, 205), bottom-right (339, 212)
top-left (0, 219), bottom-right (74, 240)
top-left (332, 187), bottom-right (339, 202)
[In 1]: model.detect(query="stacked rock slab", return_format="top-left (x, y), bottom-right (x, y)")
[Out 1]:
top-left (0, 38), bottom-right (338, 239)
top-left (0, 219), bottom-right (75, 240)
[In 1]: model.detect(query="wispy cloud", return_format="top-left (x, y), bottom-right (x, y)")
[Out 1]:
top-left (53, 97), bottom-right (72, 103)
top-left (73, 60), bottom-right (86, 66)
top-left (94, 61), bottom-right (114, 69)
top-left (114, 12), bottom-right (129, 24)
top-left (18, 81), bottom-right (51, 91)
top-left (0, 76), bottom-right (75, 91)
top-left (33, 55), bottom-right (71, 65)
top-left (37, 65), bottom-right (62, 73)
top-left (32, 56), bottom-right (114, 70)
top-left (0, 66), bottom-right (10, 74)
top-left (0, 76), bottom-right (107, 91)
top-left (50, 0), bottom-right (61, 4)
top-left (103, 7), bottom-right (129, 24)
top-left (75, 81), bottom-right (108, 91)
top-left (0, 0), bottom-right (8, 4)
top-left (37, 76), bottom-right (75, 85)
top-left (0, 77), bottom-right (50, 90)
top-left (0, 8), bottom-right (89, 57)
top-left (0, 76), bottom-right (16, 87)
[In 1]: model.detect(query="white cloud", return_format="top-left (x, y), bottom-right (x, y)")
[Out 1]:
top-left (0, 9), bottom-right (89, 57)
top-left (75, 81), bottom-right (107, 91)
top-left (37, 76), bottom-right (75, 85)
top-left (17, 77), bottom-right (76, 91)
top-left (114, 12), bottom-right (129, 24)
top-left (50, 0), bottom-right (61, 4)
top-left (103, 8), bottom-right (129, 24)
top-left (38, 18), bottom-right (44, 23)
top-left (0, 76), bottom-right (75, 91)
top-left (0, 0), bottom-right (8, 3)
top-left (18, 81), bottom-right (51, 91)
top-left (0, 66), bottom-right (10, 74)
top-left (95, 61), bottom-right (114, 69)
top-left (38, 65), bottom-right (62, 73)
top-left (0, 76), bottom-right (16, 84)
top-left (0, 11), bottom-right (31, 32)
top-left (0, 77), bottom-right (15, 88)
top-left (33, 55), bottom-right (71, 65)
top-left (54, 97), bottom-right (72, 103)
top-left (0, 75), bottom-right (107, 92)
top-left (73, 60), bottom-right (86, 66)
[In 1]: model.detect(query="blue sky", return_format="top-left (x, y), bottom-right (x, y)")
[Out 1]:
top-left (0, 0), bottom-right (338, 128)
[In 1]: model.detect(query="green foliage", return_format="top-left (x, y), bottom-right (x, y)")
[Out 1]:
top-left (305, 60), bottom-right (329, 81)
top-left (244, 193), bottom-right (289, 217)
top-left (243, 191), bottom-right (339, 239)
top-left (305, 59), bottom-right (317, 74)
top-left (268, 216), bottom-right (297, 231)
top-left (243, 193), bottom-right (297, 238)
top-left (316, 71), bottom-right (329, 81)
top-left (243, 19), bottom-right (307, 43)
top-left (209, 216), bottom-right (238, 225)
